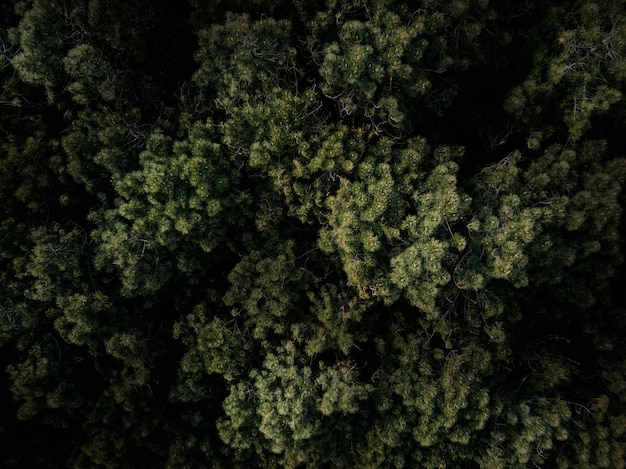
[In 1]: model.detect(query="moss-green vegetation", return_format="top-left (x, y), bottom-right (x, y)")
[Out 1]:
top-left (2, 0), bottom-right (626, 467)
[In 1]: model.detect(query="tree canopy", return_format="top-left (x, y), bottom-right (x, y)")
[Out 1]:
top-left (1, 0), bottom-right (626, 467)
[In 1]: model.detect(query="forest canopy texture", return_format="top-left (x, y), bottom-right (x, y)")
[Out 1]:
top-left (2, 0), bottom-right (626, 467)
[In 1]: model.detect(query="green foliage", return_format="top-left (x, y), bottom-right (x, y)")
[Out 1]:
top-left (63, 43), bottom-right (118, 105)
top-left (194, 13), bottom-right (297, 106)
top-left (316, 2), bottom-right (425, 134)
top-left (68, 0), bottom-right (155, 63)
top-left (2, 0), bottom-right (626, 467)
top-left (9, 0), bottom-right (66, 101)
top-left (504, 0), bottom-right (626, 140)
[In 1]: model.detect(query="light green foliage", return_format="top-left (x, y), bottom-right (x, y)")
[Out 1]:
top-left (468, 153), bottom-right (541, 287)
top-left (7, 338), bottom-right (75, 421)
top-left (90, 206), bottom-right (175, 296)
top-left (217, 340), bottom-right (373, 468)
top-left (391, 148), bottom-right (471, 312)
top-left (250, 345), bottom-right (319, 452)
top-left (20, 224), bottom-right (89, 303)
top-left (9, 0), bottom-right (65, 101)
top-left (92, 120), bottom-right (238, 296)
top-left (353, 330), bottom-right (494, 467)
top-left (173, 303), bottom-right (250, 388)
top-left (319, 139), bottom-right (403, 299)
top-left (223, 241), bottom-right (306, 340)
top-left (300, 283), bottom-right (372, 355)
top-left (194, 13), bottom-right (297, 106)
top-left (63, 43), bottom-right (117, 105)
top-left (468, 141), bottom-right (626, 306)
top-left (61, 106), bottom-right (149, 192)
top-left (481, 398), bottom-right (571, 467)
top-left (318, 138), bottom-right (465, 305)
top-left (317, 3), bottom-right (424, 133)
top-left (0, 129), bottom-right (60, 214)
top-left (505, 0), bottom-right (626, 140)
top-left (2, 0), bottom-right (626, 467)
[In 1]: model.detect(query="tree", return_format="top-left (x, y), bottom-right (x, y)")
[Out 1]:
top-left (2, 0), bottom-right (626, 467)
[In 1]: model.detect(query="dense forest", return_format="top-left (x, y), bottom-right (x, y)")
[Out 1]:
top-left (1, 0), bottom-right (626, 467)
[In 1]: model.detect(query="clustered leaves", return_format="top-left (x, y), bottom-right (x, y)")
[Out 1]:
top-left (1, 0), bottom-right (626, 467)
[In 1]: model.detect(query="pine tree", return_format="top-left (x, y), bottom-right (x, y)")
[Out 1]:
top-left (2, 0), bottom-right (626, 467)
